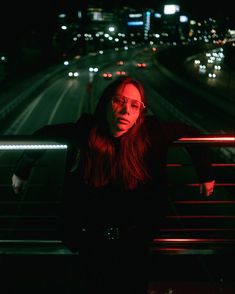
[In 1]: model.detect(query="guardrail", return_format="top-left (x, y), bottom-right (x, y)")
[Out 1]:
top-left (0, 135), bottom-right (234, 255)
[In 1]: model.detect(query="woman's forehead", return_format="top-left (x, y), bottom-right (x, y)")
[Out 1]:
top-left (117, 83), bottom-right (141, 101)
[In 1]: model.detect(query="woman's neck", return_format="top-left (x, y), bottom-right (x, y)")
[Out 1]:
top-left (110, 126), bottom-right (126, 138)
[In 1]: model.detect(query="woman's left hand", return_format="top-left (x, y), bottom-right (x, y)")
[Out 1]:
top-left (200, 180), bottom-right (215, 197)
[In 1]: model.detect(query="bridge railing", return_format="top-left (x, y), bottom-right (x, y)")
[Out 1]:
top-left (0, 135), bottom-right (234, 255)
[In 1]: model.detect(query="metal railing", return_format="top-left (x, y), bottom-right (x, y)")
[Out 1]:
top-left (0, 135), bottom-right (234, 255)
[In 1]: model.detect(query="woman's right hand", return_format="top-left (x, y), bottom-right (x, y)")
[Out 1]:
top-left (11, 174), bottom-right (27, 194)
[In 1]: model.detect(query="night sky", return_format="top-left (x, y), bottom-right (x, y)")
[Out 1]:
top-left (0, 0), bottom-right (234, 45)
top-left (98, 0), bottom-right (234, 17)
top-left (0, 0), bottom-right (234, 19)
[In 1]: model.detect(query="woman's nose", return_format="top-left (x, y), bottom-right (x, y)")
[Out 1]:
top-left (121, 102), bottom-right (131, 114)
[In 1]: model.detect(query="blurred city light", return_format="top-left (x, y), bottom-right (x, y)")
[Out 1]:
top-left (164, 5), bottom-right (180, 15)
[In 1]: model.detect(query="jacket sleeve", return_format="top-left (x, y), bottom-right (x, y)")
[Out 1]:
top-left (13, 124), bottom-right (71, 180)
top-left (13, 113), bottom-right (92, 180)
top-left (161, 121), bottom-right (215, 183)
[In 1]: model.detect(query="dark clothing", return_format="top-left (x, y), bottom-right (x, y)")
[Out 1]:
top-left (14, 113), bottom-right (214, 293)
top-left (15, 113), bottom-right (213, 184)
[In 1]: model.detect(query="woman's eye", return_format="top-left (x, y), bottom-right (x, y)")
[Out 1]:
top-left (119, 99), bottom-right (125, 105)
top-left (114, 98), bottom-right (122, 104)
top-left (131, 104), bottom-right (139, 109)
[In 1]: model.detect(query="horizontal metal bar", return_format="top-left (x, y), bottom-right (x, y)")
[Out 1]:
top-left (175, 201), bottom-right (235, 204)
top-left (174, 135), bottom-right (235, 146)
top-left (0, 135), bottom-right (234, 147)
top-left (160, 228), bottom-right (235, 232)
top-left (167, 215), bottom-right (235, 219)
top-left (167, 163), bottom-right (235, 167)
top-left (153, 238), bottom-right (235, 243)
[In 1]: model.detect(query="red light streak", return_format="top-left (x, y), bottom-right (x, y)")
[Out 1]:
top-left (186, 183), bottom-right (235, 187)
top-left (211, 163), bottom-right (235, 167)
top-left (175, 200), bottom-right (235, 204)
top-left (167, 163), bottom-right (235, 167)
top-left (167, 215), bottom-right (235, 218)
top-left (153, 238), bottom-right (235, 243)
top-left (160, 228), bottom-right (235, 232)
top-left (177, 137), bottom-right (235, 142)
top-left (154, 247), bottom-right (185, 251)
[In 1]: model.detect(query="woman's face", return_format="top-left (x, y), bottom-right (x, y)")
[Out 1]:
top-left (106, 83), bottom-right (143, 137)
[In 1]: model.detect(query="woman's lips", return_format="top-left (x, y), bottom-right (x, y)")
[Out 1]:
top-left (117, 118), bottom-right (129, 124)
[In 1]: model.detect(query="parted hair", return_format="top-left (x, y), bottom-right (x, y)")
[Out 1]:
top-left (83, 76), bottom-right (151, 189)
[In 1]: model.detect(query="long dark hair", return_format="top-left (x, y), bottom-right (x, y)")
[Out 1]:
top-left (83, 76), bottom-right (151, 189)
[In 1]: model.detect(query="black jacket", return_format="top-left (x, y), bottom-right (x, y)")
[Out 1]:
top-left (14, 113), bottom-right (214, 247)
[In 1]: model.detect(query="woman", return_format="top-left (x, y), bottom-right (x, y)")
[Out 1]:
top-left (12, 76), bottom-right (215, 293)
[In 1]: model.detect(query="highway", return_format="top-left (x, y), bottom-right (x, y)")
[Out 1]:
top-left (0, 44), bottom-right (234, 249)
top-left (1, 45), bottom-right (234, 135)
top-left (0, 45), bottom-right (234, 294)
